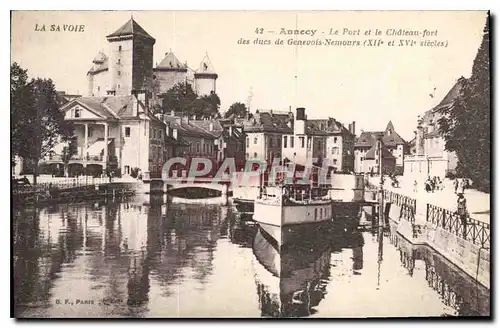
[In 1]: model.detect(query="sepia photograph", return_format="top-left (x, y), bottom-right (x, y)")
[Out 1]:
top-left (10, 10), bottom-right (490, 318)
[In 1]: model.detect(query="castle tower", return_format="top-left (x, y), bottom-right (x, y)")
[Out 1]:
top-left (194, 53), bottom-right (218, 96)
top-left (86, 51), bottom-right (108, 96)
top-left (153, 51), bottom-right (189, 95)
top-left (106, 18), bottom-right (156, 96)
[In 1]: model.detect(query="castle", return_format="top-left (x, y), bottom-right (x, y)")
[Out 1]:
top-left (86, 17), bottom-right (218, 100)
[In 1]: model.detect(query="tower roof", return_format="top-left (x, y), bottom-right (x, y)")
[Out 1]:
top-left (196, 53), bottom-right (217, 75)
top-left (385, 120), bottom-right (395, 133)
top-left (156, 51), bottom-right (187, 69)
top-left (106, 17), bottom-right (155, 42)
top-left (92, 51), bottom-right (107, 64)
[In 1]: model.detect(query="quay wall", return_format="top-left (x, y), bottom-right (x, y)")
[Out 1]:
top-left (384, 202), bottom-right (490, 289)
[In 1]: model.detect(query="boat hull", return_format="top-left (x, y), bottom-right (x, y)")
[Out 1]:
top-left (233, 198), bottom-right (255, 213)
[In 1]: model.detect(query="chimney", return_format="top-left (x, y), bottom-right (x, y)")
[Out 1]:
top-left (296, 107), bottom-right (306, 121)
top-left (351, 121), bottom-right (356, 135)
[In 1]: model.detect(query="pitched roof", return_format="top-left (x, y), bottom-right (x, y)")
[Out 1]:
top-left (87, 52), bottom-right (109, 75)
top-left (106, 18), bottom-right (155, 42)
top-left (355, 121), bottom-right (405, 148)
top-left (67, 95), bottom-right (156, 120)
top-left (242, 110), bottom-right (294, 133)
top-left (195, 53), bottom-right (217, 75)
top-left (162, 116), bottom-right (217, 139)
top-left (308, 118), bottom-right (353, 136)
top-left (433, 78), bottom-right (465, 110)
top-left (156, 52), bottom-right (188, 70)
top-left (365, 143), bottom-right (395, 160)
top-left (417, 79), bottom-right (466, 139)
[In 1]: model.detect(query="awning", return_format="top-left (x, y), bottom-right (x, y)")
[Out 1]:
top-left (87, 139), bottom-right (112, 157)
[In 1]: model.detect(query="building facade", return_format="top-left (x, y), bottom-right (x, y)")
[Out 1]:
top-left (307, 118), bottom-right (355, 172)
top-left (403, 80), bottom-right (462, 179)
top-left (49, 91), bottom-right (166, 177)
top-left (354, 121), bottom-right (406, 175)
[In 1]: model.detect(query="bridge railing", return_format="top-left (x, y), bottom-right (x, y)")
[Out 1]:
top-left (426, 203), bottom-right (490, 249)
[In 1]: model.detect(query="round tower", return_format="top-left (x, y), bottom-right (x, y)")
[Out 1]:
top-left (195, 53), bottom-right (218, 96)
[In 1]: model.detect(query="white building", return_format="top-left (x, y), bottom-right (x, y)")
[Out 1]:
top-left (403, 80), bottom-right (462, 179)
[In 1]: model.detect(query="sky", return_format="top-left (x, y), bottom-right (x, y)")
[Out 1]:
top-left (11, 11), bottom-right (487, 141)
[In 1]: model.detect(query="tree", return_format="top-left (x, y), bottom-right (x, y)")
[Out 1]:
top-left (437, 18), bottom-right (490, 192)
top-left (11, 63), bottom-right (74, 184)
top-left (160, 82), bottom-right (221, 118)
top-left (11, 63), bottom-right (33, 167)
top-left (224, 102), bottom-right (247, 119)
top-left (160, 82), bottom-right (197, 114)
top-left (200, 91), bottom-right (221, 117)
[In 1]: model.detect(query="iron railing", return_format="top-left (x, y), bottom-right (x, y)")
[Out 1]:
top-left (426, 203), bottom-right (490, 249)
top-left (383, 190), bottom-right (417, 222)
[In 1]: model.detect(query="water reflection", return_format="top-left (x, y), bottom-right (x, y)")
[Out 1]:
top-left (252, 227), bottom-right (364, 318)
top-left (13, 196), bottom-right (489, 318)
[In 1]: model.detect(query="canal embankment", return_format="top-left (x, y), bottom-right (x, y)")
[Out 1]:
top-left (364, 180), bottom-right (490, 290)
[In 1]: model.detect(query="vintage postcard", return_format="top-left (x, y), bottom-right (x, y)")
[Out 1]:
top-left (11, 10), bottom-right (490, 318)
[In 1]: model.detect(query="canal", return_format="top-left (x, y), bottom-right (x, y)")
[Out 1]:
top-left (13, 196), bottom-right (490, 318)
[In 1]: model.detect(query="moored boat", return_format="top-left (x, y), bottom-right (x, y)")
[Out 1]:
top-left (253, 183), bottom-right (333, 247)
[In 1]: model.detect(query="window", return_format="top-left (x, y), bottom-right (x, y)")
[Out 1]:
top-left (97, 86), bottom-right (100, 92)
top-left (269, 137), bottom-right (273, 147)
top-left (118, 84), bottom-right (120, 89)
top-left (74, 108), bottom-right (81, 118)
top-left (253, 152), bottom-right (257, 158)
top-left (283, 136), bottom-right (287, 148)
top-left (88, 127), bottom-right (93, 138)
top-left (333, 159), bottom-right (338, 165)
top-left (118, 71), bottom-right (121, 76)
top-left (246, 137), bottom-right (249, 148)
top-left (314, 208), bottom-right (318, 219)
top-left (254, 137), bottom-right (258, 144)
top-left (196, 143), bottom-right (200, 153)
top-left (299, 137), bottom-right (305, 148)
top-left (118, 45), bottom-right (122, 52)
top-left (277, 137), bottom-right (281, 147)
top-left (332, 147), bottom-right (339, 155)
top-left (125, 127), bottom-right (131, 137)
top-left (334, 137), bottom-right (338, 143)
top-left (246, 153), bottom-right (249, 159)
top-left (290, 137), bottom-right (294, 148)
top-left (117, 59), bottom-right (121, 64)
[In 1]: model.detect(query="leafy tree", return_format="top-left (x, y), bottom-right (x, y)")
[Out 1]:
top-left (224, 102), bottom-right (247, 119)
top-left (160, 82), bottom-right (197, 114)
top-left (11, 63), bottom-right (33, 167)
top-left (437, 18), bottom-right (490, 192)
top-left (200, 91), bottom-right (221, 117)
top-left (160, 82), bottom-right (220, 118)
top-left (11, 63), bottom-right (74, 184)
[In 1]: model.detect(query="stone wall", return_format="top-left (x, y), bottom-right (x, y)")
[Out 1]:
top-left (384, 202), bottom-right (490, 289)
